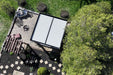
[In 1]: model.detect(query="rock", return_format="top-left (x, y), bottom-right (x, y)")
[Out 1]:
top-left (37, 3), bottom-right (47, 12)
top-left (60, 10), bottom-right (69, 18)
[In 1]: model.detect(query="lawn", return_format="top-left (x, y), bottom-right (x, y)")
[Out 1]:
top-left (0, 15), bottom-right (11, 50)
top-left (25, 0), bottom-right (81, 18)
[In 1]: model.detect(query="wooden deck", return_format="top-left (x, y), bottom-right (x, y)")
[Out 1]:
top-left (9, 11), bottom-right (43, 51)
top-left (2, 35), bottom-right (25, 54)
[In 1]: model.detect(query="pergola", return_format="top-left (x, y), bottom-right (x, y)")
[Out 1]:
top-left (31, 14), bottom-right (67, 49)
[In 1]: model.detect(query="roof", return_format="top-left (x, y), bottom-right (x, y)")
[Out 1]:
top-left (31, 14), bottom-right (67, 49)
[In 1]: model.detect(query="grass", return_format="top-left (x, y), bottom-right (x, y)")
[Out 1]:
top-left (25, 0), bottom-right (81, 19)
top-left (0, 15), bottom-right (11, 50)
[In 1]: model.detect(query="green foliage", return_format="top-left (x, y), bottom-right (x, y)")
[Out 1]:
top-left (10, 52), bottom-right (13, 55)
top-left (50, 73), bottom-right (54, 75)
top-left (30, 67), bottom-right (33, 72)
top-left (61, 1), bottom-right (113, 75)
top-left (62, 45), bottom-right (103, 75)
top-left (37, 67), bottom-right (49, 75)
top-left (96, 1), bottom-right (111, 13)
top-left (17, 0), bottom-right (27, 7)
top-left (25, 0), bottom-right (81, 18)
top-left (0, 15), bottom-right (11, 50)
top-left (0, 0), bottom-right (18, 17)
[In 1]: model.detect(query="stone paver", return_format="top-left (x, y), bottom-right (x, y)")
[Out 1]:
top-left (13, 70), bottom-right (24, 75)
top-left (40, 59), bottom-right (43, 63)
top-left (35, 59), bottom-right (38, 63)
top-left (57, 69), bottom-right (61, 73)
top-left (17, 66), bottom-right (21, 70)
top-left (11, 64), bottom-right (14, 68)
top-left (49, 64), bottom-right (52, 67)
top-left (20, 61), bottom-right (24, 65)
top-left (58, 63), bottom-right (62, 67)
top-left (15, 61), bottom-right (18, 65)
top-left (0, 65), bottom-right (3, 69)
top-left (3, 70), bottom-right (6, 74)
top-left (52, 67), bottom-right (56, 70)
top-left (17, 56), bottom-right (20, 59)
top-left (44, 61), bottom-right (48, 64)
top-left (5, 65), bottom-right (9, 69)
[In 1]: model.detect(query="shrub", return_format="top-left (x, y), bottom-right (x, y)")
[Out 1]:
top-left (17, 0), bottom-right (26, 7)
top-left (0, 0), bottom-right (16, 17)
top-left (50, 73), bottom-right (54, 75)
top-left (37, 67), bottom-right (49, 75)
top-left (96, 1), bottom-right (111, 13)
top-left (10, 52), bottom-right (13, 55)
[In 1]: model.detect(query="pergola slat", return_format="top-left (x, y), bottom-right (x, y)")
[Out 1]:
top-left (2, 35), bottom-right (25, 54)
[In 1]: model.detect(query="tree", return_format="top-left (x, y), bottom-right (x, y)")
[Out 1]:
top-left (61, 1), bottom-right (113, 75)
top-left (61, 45), bottom-right (103, 75)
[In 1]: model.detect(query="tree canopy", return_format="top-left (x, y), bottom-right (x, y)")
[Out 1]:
top-left (61, 1), bottom-right (113, 75)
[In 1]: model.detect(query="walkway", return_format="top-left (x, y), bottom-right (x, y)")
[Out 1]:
top-left (0, 49), bottom-right (64, 75)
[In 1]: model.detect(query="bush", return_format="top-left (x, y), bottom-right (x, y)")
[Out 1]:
top-left (96, 1), bottom-right (111, 13)
top-left (50, 73), bottom-right (54, 75)
top-left (0, 0), bottom-right (17, 17)
top-left (10, 52), bottom-right (13, 55)
top-left (37, 67), bottom-right (49, 75)
top-left (17, 0), bottom-right (26, 7)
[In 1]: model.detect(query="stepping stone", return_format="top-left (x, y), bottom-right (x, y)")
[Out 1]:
top-left (58, 63), bottom-right (62, 67)
top-left (62, 72), bottom-right (65, 75)
top-left (5, 65), bottom-right (9, 69)
top-left (0, 65), bottom-right (3, 69)
top-left (17, 66), bottom-right (21, 70)
top-left (48, 64), bottom-right (52, 67)
top-left (52, 67), bottom-right (56, 70)
top-left (35, 59), bottom-right (38, 63)
top-left (20, 61), bottom-right (23, 64)
top-left (17, 56), bottom-right (20, 59)
top-left (57, 69), bottom-right (61, 73)
top-left (40, 59), bottom-right (43, 63)
top-left (15, 61), bottom-right (19, 65)
top-left (13, 70), bottom-right (24, 75)
top-left (11, 64), bottom-right (14, 68)
top-left (3, 70), bottom-right (6, 74)
top-left (44, 61), bottom-right (48, 64)
top-left (30, 61), bottom-right (33, 64)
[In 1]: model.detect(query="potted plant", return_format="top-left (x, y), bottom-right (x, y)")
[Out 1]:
top-left (10, 52), bottom-right (14, 55)
top-left (29, 67), bottom-right (33, 75)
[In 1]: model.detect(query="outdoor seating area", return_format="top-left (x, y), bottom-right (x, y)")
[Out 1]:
top-left (0, 7), bottom-right (67, 75)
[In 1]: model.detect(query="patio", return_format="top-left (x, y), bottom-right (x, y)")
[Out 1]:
top-left (0, 7), bottom-right (66, 75)
top-left (9, 9), bottom-right (43, 51)
top-left (0, 49), bottom-right (63, 75)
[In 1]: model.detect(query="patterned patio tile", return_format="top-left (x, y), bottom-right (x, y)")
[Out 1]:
top-left (5, 65), bottom-right (9, 69)
top-left (57, 69), bottom-right (61, 73)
